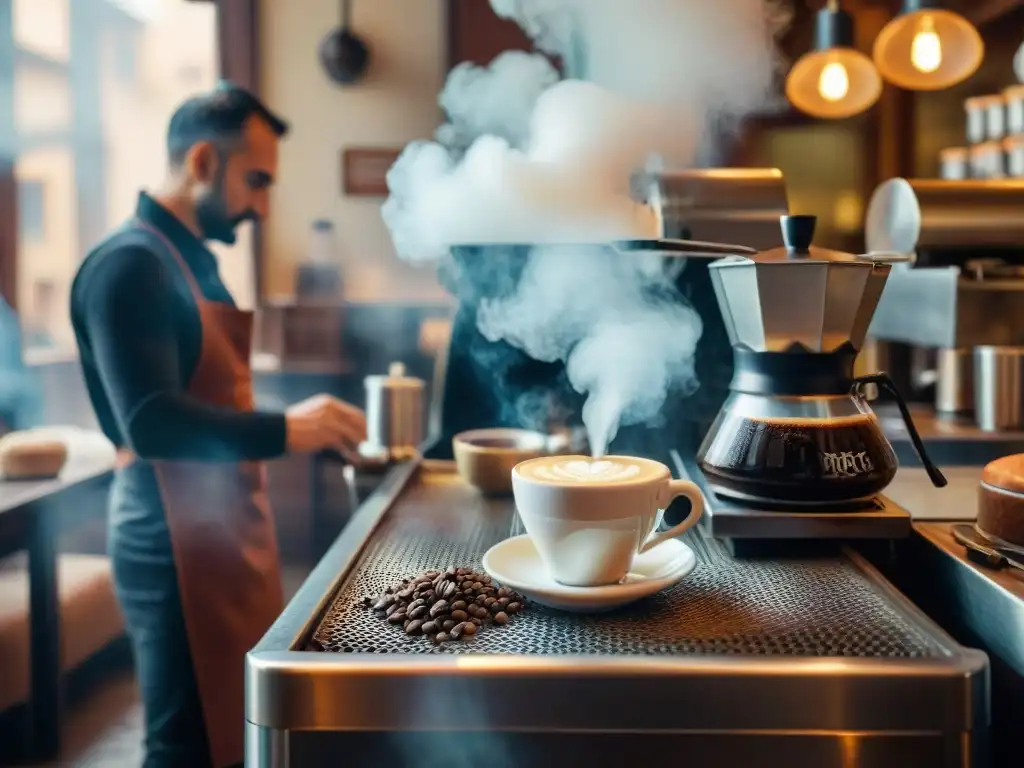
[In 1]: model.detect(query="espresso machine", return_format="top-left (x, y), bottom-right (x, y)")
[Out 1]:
top-left (426, 169), bottom-right (949, 554)
top-left (424, 168), bottom-right (790, 463)
top-left (866, 178), bottom-right (1024, 464)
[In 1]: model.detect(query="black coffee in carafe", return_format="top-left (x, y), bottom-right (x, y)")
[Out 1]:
top-left (698, 411), bottom-right (899, 506)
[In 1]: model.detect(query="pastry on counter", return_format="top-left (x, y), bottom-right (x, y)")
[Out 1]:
top-left (0, 429), bottom-right (68, 480)
top-left (978, 454), bottom-right (1024, 549)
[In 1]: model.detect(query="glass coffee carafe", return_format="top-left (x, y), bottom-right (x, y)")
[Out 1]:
top-left (699, 377), bottom-right (903, 507)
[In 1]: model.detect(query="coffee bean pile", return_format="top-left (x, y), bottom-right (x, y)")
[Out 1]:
top-left (362, 567), bottom-right (525, 644)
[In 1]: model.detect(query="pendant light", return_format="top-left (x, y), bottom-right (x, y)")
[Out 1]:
top-left (873, 1), bottom-right (983, 91)
top-left (785, 0), bottom-right (882, 120)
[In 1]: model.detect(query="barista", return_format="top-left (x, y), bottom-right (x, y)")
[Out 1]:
top-left (69, 82), bottom-right (366, 767)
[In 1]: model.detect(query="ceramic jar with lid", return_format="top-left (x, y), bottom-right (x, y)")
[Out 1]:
top-left (1003, 85), bottom-right (1024, 136)
top-left (970, 141), bottom-right (1006, 178)
top-left (965, 95), bottom-right (1005, 144)
top-left (1004, 135), bottom-right (1024, 177)
top-left (939, 147), bottom-right (969, 179)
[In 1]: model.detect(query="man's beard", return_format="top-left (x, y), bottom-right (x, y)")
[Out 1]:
top-left (195, 176), bottom-right (254, 245)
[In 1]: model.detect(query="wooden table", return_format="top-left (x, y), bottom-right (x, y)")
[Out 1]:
top-left (0, 453), bottom-right (113, 761)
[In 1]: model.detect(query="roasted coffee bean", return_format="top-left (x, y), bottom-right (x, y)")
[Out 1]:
top-left (406, 620), bottom-right (424, 635)
top-left (367, 567), bottom-right (525, 644)
top-left (439, 581), bottom-right (457, 599)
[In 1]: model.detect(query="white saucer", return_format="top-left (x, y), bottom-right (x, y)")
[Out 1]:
top-left (481, 535), bottom-right (697, 613)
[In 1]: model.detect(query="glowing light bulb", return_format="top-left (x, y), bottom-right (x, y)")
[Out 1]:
top-left (910, 15), bottom-right (942, 73)
top-left (818, 60), bottom-right (850, 102)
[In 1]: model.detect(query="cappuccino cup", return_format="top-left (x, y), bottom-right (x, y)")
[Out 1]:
top-left (511, 455), bottom-right (704, 587)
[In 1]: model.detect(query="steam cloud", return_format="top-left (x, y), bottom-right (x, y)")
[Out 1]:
top-left (383, 0), bottom-right (788, 456)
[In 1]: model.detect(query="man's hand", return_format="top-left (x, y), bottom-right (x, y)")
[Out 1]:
top-left (285, 394), bottom-right (367, 457)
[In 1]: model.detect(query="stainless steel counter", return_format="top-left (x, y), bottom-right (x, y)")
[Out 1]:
top-left (246, 460), bottom-right (988, 768)
top-left (863, 522), bottom-right (1024, 767)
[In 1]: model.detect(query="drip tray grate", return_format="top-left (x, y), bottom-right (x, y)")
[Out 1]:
top-left (310, 471), bottom-right (944, 658)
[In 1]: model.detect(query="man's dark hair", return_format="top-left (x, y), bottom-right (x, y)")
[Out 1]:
top-left (166, 80), bottom-right (289, 167)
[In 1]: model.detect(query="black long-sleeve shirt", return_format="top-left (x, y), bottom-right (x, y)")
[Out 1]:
top-left (70, 192), bottom-right (287, 462)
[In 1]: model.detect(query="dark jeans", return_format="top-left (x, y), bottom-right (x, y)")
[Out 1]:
top-left (110, 465), bottom-right (212, 768)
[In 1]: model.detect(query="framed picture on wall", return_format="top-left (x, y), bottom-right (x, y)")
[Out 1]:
top-left (341, 147), bottom-right (403, 197)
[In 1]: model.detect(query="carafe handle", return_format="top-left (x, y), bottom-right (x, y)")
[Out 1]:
top-left (853, 373), bottom-right (947, 488)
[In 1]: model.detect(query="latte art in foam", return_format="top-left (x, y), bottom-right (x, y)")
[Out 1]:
top-left (518, 456), bottom-right (659, 484)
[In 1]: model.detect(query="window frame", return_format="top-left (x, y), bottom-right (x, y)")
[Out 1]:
top-left (0, 0), bottom-right (263, 310)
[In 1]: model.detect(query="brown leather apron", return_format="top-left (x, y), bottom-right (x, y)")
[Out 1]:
top-left (116, 220), bottom-right (284, 767)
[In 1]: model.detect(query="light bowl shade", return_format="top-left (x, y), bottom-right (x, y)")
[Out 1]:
top-left (786, 48), bottom-right (883, 120)
top-left (873, 9), bottom-right (983, 90)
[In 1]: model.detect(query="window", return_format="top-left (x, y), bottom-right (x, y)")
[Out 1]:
top-left (6, 0), bottom-right (226, 353)
top-left (114, 35), bottom-right (138, 86)
top-left (17, 179), bottom-right (46, 242)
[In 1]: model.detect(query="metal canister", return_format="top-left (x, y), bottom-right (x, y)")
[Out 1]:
top-left (974, 346), bottom-right (1024, 432)
top-left (935, 347), bottom-right (973, 416)
top-left (360, 362), bottom-right (426, 461)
